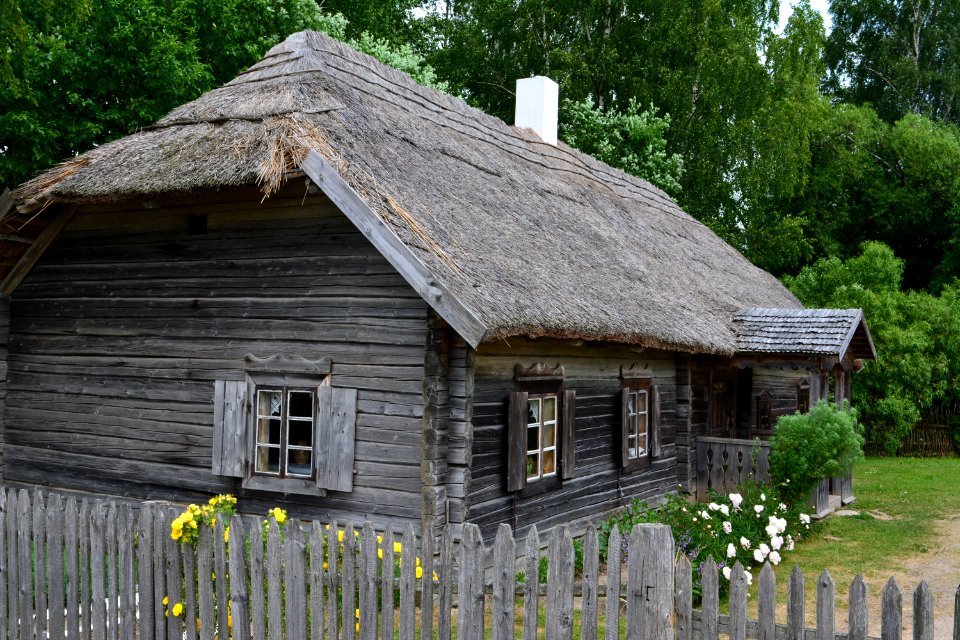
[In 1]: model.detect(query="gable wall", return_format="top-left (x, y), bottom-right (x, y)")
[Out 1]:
top-left (3, 184), bottom-right (430, 531)
top-left (468, 340), bottom-right (680, 543)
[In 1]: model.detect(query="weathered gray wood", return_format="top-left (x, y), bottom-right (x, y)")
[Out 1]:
top-left (700, 557), bottom-right (719, 640)
top-left (246, 520), bottom-right (265, 640)
top-left (165, 510), bottom-right (182, 640)
top-left (458, 524), bottom-right (484, 640)
top-left (64, 496), bottom-right (80, 640)
top-left (849, 574), bottom-right (868, 640)
top-left (16, 490), bottom-right (33, 640)
top-left (382, 528), bottom-right (396, 640)
top-left (788, 566), bottom-right (806, 640)
top-left (438, 527), bottom-right (454, 640)
top-left (729, 561), bottom-right (748, 640)
top-left (605, 526), bottom-right (622, 640)
top-left (816, 569), bottom-right (836, 640)
top-left (342, 524), bottom-right (357, 640)
top-left (6, 489), bottom-right (17, 640)
top-left (523, 525), bottom-right (541, 640)
top-left (80, 499), bottom-right (93, 640)
top-left (882, 577), bottom-right (902, 640)
top-left (758, 563), bottom-right (776, 640)
top-left (212, 379), bottom-right (247, 477)
top-left (46, 494), bottom-right (65, 640)
top-left (561, 389), bottom-right (576, 478)
top-left (181, 521), bottom-right (197, 640)
top-left (395, 526), bottom-right (413, 640)
top-left (285, 521), bottom-right (308, 640)
top-left (1, 205), bottom-right (78, 295)
top-left (106, 503), bottom-right (119, 640)
top-left (197, 524), bottom-right (216, 640)
top-left (627, 524), bottom-right (674, 640)
top-left (326, 522), bottom-right (341, 640)
top-left (33, 491), bottom-right (48, 640)
top-left (119, 506), bottom-right (136, 640)
top-left (507, 391), bottom-right (529, 492)
top-left (913, 582), bottom-right (934, 640)
top-left (359, 523), bottom-right (378, 640)
top-left (214, 517), bottom-right (230, 640)
top-left (228, 515), bottom-right (249, 640)
top-left (309, 521), bottom-right (325, 640)
top-left (0, 500), bottom-right (6, 640)
top-left (420, 524), bottom-right (435, 640)
top-left (546, 525), bottom-right (575, 640)
top-left (674, 556), bottom-right (692, 640)
top-left (581, 525), bottom-right (600, 640)
top-left (301, 149), bottom-right (488, 347)
top-left (90, 504), bottom-right (107, 640)
top-left (325, 386), bottom-right (358, 492)
top-left (492, 524), bottom-right (515, 640)
top-left (266, 518), bottom-right (283, 640)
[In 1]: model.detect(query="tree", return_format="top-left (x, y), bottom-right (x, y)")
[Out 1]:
top-left (824, 0), bottom-right (960, 124)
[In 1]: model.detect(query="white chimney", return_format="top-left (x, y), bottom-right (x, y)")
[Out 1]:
top-left (514, 76), bottom-right (558, 145)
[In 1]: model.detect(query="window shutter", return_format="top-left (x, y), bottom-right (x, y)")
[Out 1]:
top-left (561, 389), bottom-right (576, 479)
top-left (650, 384), bottom-right (662, 458)
top-left (620, 388), bottom-right (630, 468)
top-left (317, 386), bottom-right (357, 492)
top-left (212, 379), bottom-right (248, 477)
top-left (507, 391), bottom-right (528, 492)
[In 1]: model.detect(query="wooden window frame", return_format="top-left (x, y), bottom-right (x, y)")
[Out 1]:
top-left (516, 379), bottom-right (562, 496)
top-left (621, 378), bottom-right (651, 471)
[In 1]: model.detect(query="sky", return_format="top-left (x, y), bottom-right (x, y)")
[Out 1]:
top-left (778, 0), bottom-right (832, 33)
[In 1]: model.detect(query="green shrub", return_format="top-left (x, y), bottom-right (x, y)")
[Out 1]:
top-left (770, 400), bottom-right (864, 504)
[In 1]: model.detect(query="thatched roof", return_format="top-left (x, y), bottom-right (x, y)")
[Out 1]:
top-left (734, 308), bottom-right (876, 360)
top-left (11, 30), bottom-right (805, 353)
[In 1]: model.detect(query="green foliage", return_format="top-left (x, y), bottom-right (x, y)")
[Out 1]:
top-left (600, 484), bottom-right (812, 596)
top-left (559, 98), bottom-right (683, 195)
top-left (784, 242), bottom-right (960, 453)
top-left (770, 401), bottom-right (864, 504)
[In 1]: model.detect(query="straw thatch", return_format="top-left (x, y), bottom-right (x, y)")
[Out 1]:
top-left (11, 30), bottom-right (803, 354)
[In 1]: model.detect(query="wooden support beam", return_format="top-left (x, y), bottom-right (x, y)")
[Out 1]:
top-left (1, 205), bottom-right (78, 296)
top-left (0, 189), bottom-right (12, 222)
top-left (300, 150), bottom-right (488, 348)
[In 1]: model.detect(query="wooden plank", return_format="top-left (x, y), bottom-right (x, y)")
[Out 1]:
top-left (197, 524), bottom-right (216, 640)
top-left (228, 516), bottom-right (250, 640)
top-left (359, 523), bottom-right (377, 640)
top-left (90, 504), bottom-right (106, 640)
top-left (546, 525), bottom-right (574, 640)
top-left (212, 379), bottom-right (247, 477)
top-left (266, 519), bottom-right (283, 640)
top-left (118, 506), bottom-right (136, 640)
top-left (1, 205), bottom-right (79, 296)
top-left (382, 528), bottom-right (396, 640)
top-left (700, 557), bottom-right (719, 640)
top-left (420, 524), bottom-right (435, 640)
top-left (674, 556), bottom-right (692, 640)
top-left (627, 524), bottom-right (673, 640)
top-left (729, 561), bottom-right (748, 640)
top-left (523, 525), bottom-right (541, 640)
top-left (399, 525), bottom-right (416, 640)
top-left (17, 490), bottom-right (33, 640)
top-left (849, 574), bottom-right (868, 640)
top-left (0, 498), bottom-right (9, 640)
top-left (247, 521), bottom-right (266, 640)
top-left (309, 521), bottom-right (325, 640)
top-left (165, 510), bottom-right (182, 640)
top-left (437, 527), bottom-right (454, 640)
top-left (106, 503), bottom-right (118, 640)
top-left (214, 518), bottom-right (230, 640)
top-left (882, 578), bottom-right (902, 640)
top-left (326, 522), bottom-right (341, 640)
top-left (458, 524), bottom-right (484, 640)
top-left (136, 504), bottom-right (155, 640)
top-left (6, 489), bottom-right (17, 640)
top-left (816, 570), bottom-right (835, 640)
top-left (342, 524), bottom-right (357, 640)
top-left (284, 521), bottom-right (308, 640)
top-left (581, 525), bottom-right (599, 640)
top-left (492, 524), bottom-right (515, 640)
top-left (47, 494), bottom-right (66, 640)
top-left (507, 391), bottom-right (528, 492)
top-left (788, 566), bottom-right (806, 640)
top-left (33, 491), bottom-right (47, 640)
top-left (181, 523), bottom-right (197, 640)
top-left (300, 150), bottom-right (489, 347)
top-left (324, 386), bottom-right (358, 492)
top-left (80, 499), bottom-right (93, 640)
top-left (758, 563), bottom-right (776, 640)
top-left (561, 389), bottom-right (576, 478)
top-left (913, 582), bottom-right (934, 640)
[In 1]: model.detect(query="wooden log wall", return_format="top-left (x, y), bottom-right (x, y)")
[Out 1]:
top-left (748, 367), bottom-right (809, 433)
top-left (0, 295), bottom-right (7, 485)
top-left (3, 184), bottom-right (431, 530)
top-left (468, 339), bottom-right (679, 543)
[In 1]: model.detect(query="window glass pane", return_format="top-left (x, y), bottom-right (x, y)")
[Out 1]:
top-left (627, 392), bottom-right (635, 415)
top-left (288, 448), bottom-right (312, 477)
top-left (526, 453), bottom-right (539, 480)
top-left (288, 390), bottom-right (314, 418)
top-left (257, 418), bottom-right (282, 445)
top-left (637, 433), bottom-right (647, 457)
top-left (256, 445), bottom-right (280, 474)
top-left (527, 425), bottom-right (539, 452)
top-left (543, 423), bottom-right (555, 448)
top-left (637, 414), bottom-right (647, 437)
top-left (543, 396), bottom-right (556, 422)
top-left (542, 450), bottom-right (556, 476)
top-left (527, 399), bottom-right (539, 425)
top-left (637, 390), bottom-right (648, 415)
top-left (258, 390), bottom-right (282, 417)
top-left (289, 419), bottom-right (312, 447)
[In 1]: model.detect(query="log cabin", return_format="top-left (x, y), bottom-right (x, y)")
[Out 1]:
top-left (1, 31), bottom-right (875, 543)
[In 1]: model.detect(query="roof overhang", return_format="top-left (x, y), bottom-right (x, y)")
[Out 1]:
top-left (733, 307), bottom-right (877, 362)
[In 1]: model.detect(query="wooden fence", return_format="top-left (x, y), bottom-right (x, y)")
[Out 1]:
top-left (0, 487), bottom-right (954, 640)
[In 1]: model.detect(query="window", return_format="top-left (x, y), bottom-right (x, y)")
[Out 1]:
top-left (507, 364), bottom-right (576, 493)
top-left (620, 377), bottom-right (661, 469)
top-left (525, 394), bottom-right (558, 482)
top-left (211, 355), bottom-right (357, 496)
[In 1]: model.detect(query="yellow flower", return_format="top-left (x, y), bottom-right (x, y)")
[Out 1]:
top-left (416, 566), bottom-right (423, 579)
top-left (181, 511), bottom-right (194, 523)
top-left (337, 530), bottom-right (345, 542)
top-left (172, 603), bottom-right (183, 617)
top-left (209, 497), bottom-right (217, 506)
top-left (228, 613), bottom-right (233, 630)
top-left (268, 507), bottom-right (287, 525)
top-left (224, 526), bottom-right (230, 544)
top-left (377, 535), bottom-right (383, 543)
top-left (355, 609), bottom-right (360, 619)
top-left (415, 557), bottom-right (421, 567)
top-left (323, 562), bottom-right (329, 570)
top-left (393, 541), bottom-right (403, 554)
top-left (377, 548), bottom-right (383, 560)
top-left (196, 619), bottom-right (201, 631)
top-left (163, 596), bottom-right (169, 606)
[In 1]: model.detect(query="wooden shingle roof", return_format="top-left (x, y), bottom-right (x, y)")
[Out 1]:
top-left (734, 308), bottom-right (876, 360)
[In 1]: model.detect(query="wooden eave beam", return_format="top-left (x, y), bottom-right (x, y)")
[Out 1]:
top-left (837, 309), bottom-right (877, 362)
top-left (0, 189), bottom-right (13, 221)
top-left (0, 204), bottom-right (78, 296)
top-left (299, 150), bottom-right (488, 348)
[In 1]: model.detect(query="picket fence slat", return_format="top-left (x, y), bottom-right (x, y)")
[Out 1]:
top-left (0, 487), bottom-right (955, 640)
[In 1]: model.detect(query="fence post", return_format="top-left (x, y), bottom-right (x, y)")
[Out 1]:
top-left (626, 523), bottom-right (674, 640)
top-left (309, 521), bottom-right (325, 640)
top-left (266, 518), bottom-right (283, 640)
top-left (437, 526), bottom-right (454, 640)
top-left (729, 561), bottom-right (747, 640)
top-left (33, 491), bottom-right (48, 640)
top-left (674, 556), bottom-right (692, 640)
top-left (359, 523), bottom-right (377, 640)
top-left (46, 493), bottom-right (65, 640)
top-left (492, 524), bottom-right (515, 640)
top-left (788, 566), bottom-right (805, 640)
top-left (399, 524), bottom-right (417, 640)
top-left (228, 515), bottom-right (250, 640)
top-left (457, 524), bottom-right (484, 640)
top-left (523, 525), bottom-right (540, 640)
top-left (816, 569), bottom-right (836, 640)
top-left (700, 556), bottom-right (719, 640)
top-left (582, 525), bottom-right (600, 640)
top-left (285, 520), bottom-right (308, 640)
top-left (849, 574), bottom-right (868, 640)
top-left (913, 582), bottom-right (934, 640)
top-left (546, 525), bottom-right (574, 640)
top-left (420, 523), bottom-right (435, 640)
top-left (758, 563), bottom-right (775, 640)
top-left (882, 577), bottom-right (902, 640)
